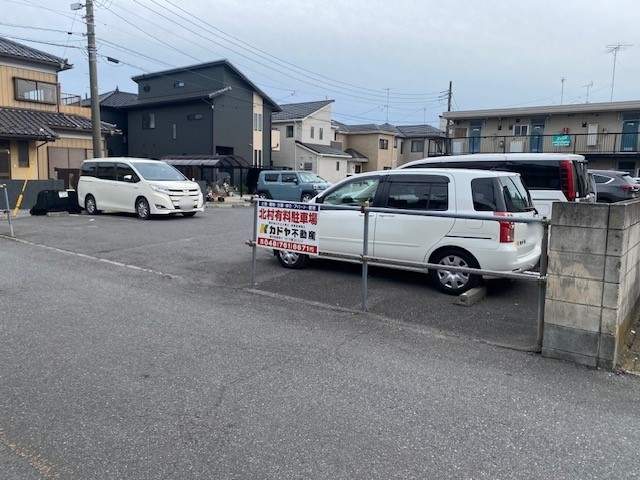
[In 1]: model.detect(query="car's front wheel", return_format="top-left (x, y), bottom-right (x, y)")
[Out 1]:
top-left (258, 191), bottom-right (269, 199)
top-left (429, 249), bottom-right (480, 295)
top-left (275, 250), bottom-right (309, 269)
top-left (301, 193), bottom-right (313, 202)
top-left (136, 197), bottom-right (151, 220)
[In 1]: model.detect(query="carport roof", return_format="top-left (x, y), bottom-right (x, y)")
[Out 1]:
top-left (161, 155), bottom-right (251, 168)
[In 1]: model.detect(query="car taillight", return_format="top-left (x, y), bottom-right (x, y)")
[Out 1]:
top-left (620, 184), bottom-right (637, 191)
top-left (559, 161), bottom-right (576, 200)
top-left (494, 212), bottom-right (515, 243)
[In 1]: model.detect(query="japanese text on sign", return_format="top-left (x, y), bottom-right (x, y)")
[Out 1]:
top-left (255, 199), bottom-right (320, 256)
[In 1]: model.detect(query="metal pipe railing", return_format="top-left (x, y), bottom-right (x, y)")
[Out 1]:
top-left (249, 201), bottom-right (549, 351)
top-left (0, 184), bottom-right (14, 237)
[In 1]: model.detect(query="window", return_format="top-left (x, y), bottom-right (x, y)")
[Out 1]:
top-left (336, 161), bottom-right (340, 171)
top-left (514, 124), bottom-right (529, 136)
top-left (254, 113), bottom-right (262, 131)
top-left (303, 162), bottom-right (313, 171)
top-left (116, 163), bottom-right (137, 182)
top-left (282, 173), bottom-right (298, 183)
top-left (286, 125), bottom-right (294, 138)
top-left (319, 128), bottom-right (324, 140)
top-left (96, 162), bottom-right (116, 180)
top-left (379, 139), bottom-right (389, 150)
top-left (18, 141), bottom-right (29, 168)
top-left (187, 114), bottom-right (203, 121)
top-left (323, 176), bottom-right (380, 206)
top-left (394, 137), bottom-right (398, 148)
top-left (264, 173), bottom-right (279, 182)
top-left (174, 82), bottom-right (185, 88)
top-left (310, 126), bottom-right (315, 139)
top-left (15, 78), bottom-right (57, 104)
top-left (411, 140), bottom-right (424, 153)
top-left (142, 113), bottom-right (155, 129)
top-left (386, 178), bottom-right (448, 211)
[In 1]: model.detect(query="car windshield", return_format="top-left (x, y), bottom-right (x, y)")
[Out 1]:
top-left (133, 162), bottom-right (187, 181)
top-left (298, 172), bottom-right (321, 183)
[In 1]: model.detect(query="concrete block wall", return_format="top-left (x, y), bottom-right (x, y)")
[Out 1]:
top-left (543, 201), bottom-right (640, 369)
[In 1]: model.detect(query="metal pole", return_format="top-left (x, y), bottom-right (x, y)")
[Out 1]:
top-left (86, 0), bottom-right (102, 157)
top-left (2, 185), bottom-right (14, 237)
top-left (251, 199), bottom-right (258, 287)
top-left (361, 208), bottom-right (369, 311)
top-left (536, 219), bottom-right (550, 352)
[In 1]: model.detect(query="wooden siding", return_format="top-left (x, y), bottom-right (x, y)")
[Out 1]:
top-left (0, 66), bottom-right (60, 111)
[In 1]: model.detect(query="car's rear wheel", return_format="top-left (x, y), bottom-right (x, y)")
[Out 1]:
top-left (275, 250), bottom-right (309, 269)
top-left (429, 249), bottom-right (480, 295)
top-left (136, 198), bottom-right (151, 220)
top-left (85, 194), bottom-right (100, 215)
top-left (258, 191), bottom-right (269, 199)
top-left (301, 193), bottom-right (313, 202)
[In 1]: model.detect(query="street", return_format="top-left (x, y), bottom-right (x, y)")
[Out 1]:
top-left (0, 207), bottom-right (638, 479)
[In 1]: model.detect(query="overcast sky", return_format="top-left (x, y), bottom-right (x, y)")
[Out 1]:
top-left (3, 0), bottom-right (640, 127)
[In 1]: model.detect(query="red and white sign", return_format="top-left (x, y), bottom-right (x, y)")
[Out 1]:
top-left (255, 199), bottom-right (320, 256)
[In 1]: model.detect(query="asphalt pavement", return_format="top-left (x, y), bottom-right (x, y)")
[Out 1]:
top-left (1, 205), bottom-right (639, 479)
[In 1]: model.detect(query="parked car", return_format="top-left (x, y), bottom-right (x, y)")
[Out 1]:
top-left (589, 169), bottom-right (639, 203)
top-left (77, 157), bottom-right (205, 219)
top-left (273, 168), bottom-right (543, 295)
top-left (256, 170), bottom-right (331, 202)
top-left (397, 153), bottom-right (592, 217)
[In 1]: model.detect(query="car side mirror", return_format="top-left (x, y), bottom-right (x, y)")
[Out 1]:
top-left (124, 174), bottom-right (133, 182)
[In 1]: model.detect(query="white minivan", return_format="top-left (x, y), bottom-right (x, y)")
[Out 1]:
top-left (273, 168), bottom-right (543, 295)
top-left (398, 153), bottom-right (592, 217)
top-left (77, 157), bottom-right (204, 219)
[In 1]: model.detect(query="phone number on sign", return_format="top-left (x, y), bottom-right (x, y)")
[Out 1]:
top-left (257, 238), bottom-right (318, 254)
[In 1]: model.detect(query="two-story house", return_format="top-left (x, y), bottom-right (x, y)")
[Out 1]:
top-left (271, 100), bottom-right (353, 183)
top-left (336, 123), bottom-right (445, 173)
top-left (440, 101), bottom-right (640, 174)
top-left (90, 60), bottom-right (280, 189)
top-left (0, 36), bottom-right (115, 189)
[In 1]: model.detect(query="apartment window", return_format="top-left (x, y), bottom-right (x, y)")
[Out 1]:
top-left (174, 82), bottom-right (185, 88)
top-left (319, 128), bottom-right (324, 140)
top-left (14, 78), bottom-right (57, 104)
top-left (286, 125), bottom-right (294, 138)
top-left (336, 161), bottom-right (340, 171)
top-left (187, 113), bottom-right (203, 121)
top-left (18, 140), bottom-right (29, 168)
top-left (514, 125), bottom-right (529, 136)
top-left (253, 113), bottom-right (263, 131)
top-left (394, 137), bottom-right (398, 148)
top-left (379, 139), bottom-right (389, 150)
top-left (310, 126), bottom-right (315, 139)
top-left (411, 140), bottom-right (424, 152)
top-left (142, 113), bottom-right (156, 130)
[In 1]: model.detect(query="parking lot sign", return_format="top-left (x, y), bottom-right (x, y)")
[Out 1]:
top-left (255, 199), bottom-right (320, 255)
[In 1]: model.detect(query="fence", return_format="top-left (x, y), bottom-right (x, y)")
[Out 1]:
top-left (249, 201), bottom-right (550, 350)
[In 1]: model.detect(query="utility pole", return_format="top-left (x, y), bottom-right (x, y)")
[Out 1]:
top-left (384, 88), bottom-right (390, 123)
top-left (445, 81), bottom-right (452, 154)
top-left (73, 1), bottom-right (102, 157)
top-left (86, 0), bottom-right (102, 157)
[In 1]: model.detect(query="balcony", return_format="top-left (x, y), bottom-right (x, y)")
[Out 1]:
top-left (61, 92), bottom-right (82, 106)
top-left (444, 132), bottom-right (640, 157)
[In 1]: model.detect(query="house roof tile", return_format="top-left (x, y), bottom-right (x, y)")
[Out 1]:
top-left (273, 100), bottom-right (334, 122)
top-left (0, 36), bottom-right (72, 71)
top-left (0, 107), bottom-right (117, 139)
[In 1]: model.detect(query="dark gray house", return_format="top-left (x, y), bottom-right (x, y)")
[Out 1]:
top-left (92, 60), bottom-right (281, 179)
